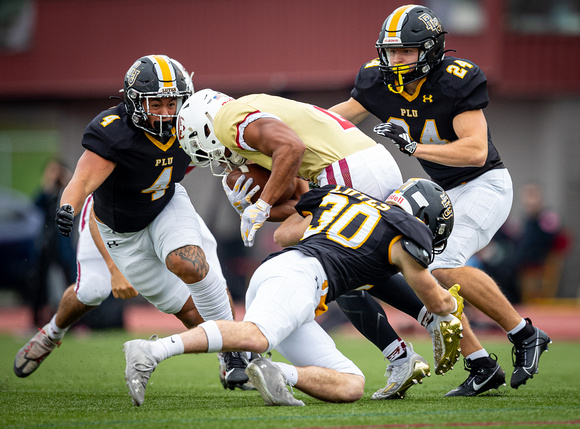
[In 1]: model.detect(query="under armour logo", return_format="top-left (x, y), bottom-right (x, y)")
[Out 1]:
top-left (107, 241), bottom-right (119, 248)
top-left (423, 95), bottom-right (433, 103)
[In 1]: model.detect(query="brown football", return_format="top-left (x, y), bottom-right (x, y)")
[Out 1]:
top-left (226, 164), bottom-right (295, 205)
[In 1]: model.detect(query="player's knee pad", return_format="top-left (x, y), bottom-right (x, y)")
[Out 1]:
top-left (75, 273), bottom-right (111, 306)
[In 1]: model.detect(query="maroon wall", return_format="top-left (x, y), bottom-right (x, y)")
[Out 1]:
top-left (2, 0), bottom-right (579, 99)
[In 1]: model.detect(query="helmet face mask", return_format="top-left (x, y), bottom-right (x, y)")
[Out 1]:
top-left (123, 55), bottom-right (193, 139)
top-left (177, 89), bottom-right (246, 176)
top-left (376, 5), bottom-right (446, 93)
top-left (386, 178), bottom-right (454, 261)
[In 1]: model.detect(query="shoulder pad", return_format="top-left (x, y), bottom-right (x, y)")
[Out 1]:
top-left (401, 238), bottom-right (431, 268)
top-left (437, 57), bottom-right (486, 87)
top-left (363, 58), bottom-right (381, 69)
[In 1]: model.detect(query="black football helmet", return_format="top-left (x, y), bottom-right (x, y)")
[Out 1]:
top-left (376, 4), bottom-right (446, 93)
top-left (386, 178), bottom-right (454, 256)
top-left (123, 54), bottom-right (193, 138)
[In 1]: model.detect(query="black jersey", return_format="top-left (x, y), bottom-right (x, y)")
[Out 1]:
top-left (351, 56), bottom-right (504, 190)
top-left (82, 103), bottom-right (191, 232)
top-left (268, 185), bottom-right (433, 303)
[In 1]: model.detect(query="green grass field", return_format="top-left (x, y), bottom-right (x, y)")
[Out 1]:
top-left (1, 331), bottom-right (579, 428)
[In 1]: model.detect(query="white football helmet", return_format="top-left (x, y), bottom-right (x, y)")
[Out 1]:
top-left (177, 88), bottom-right (246, 176)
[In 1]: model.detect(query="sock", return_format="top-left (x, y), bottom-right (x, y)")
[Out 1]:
top-left (508, 318), bottom-right (534, 342)
top-left (465, 349), bottom-right (488, 362)
top-left (383, 338), bottom-right (408, 363)
top-left (273, 361), bottom-right (298, 386)
top-left (470, 355), bottom-right (497, 368)
top-left (149, 335), bottom-right (185, 363)
top-left (417, 306), bottom-right (433, 328)
top-left (186, 266), bottom-right (233, 322)
top-left (507, 318), bottom-right (526, 336)
top-left (47, 315), bottom-right (68, 340)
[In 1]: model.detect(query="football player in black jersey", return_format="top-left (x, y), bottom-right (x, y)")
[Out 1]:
top-left (122, 178), bottom-right (464, 407)
top-left (53, 55), bottom-right (251, 399)
top-left (330, 4), bottom-right (551, 396)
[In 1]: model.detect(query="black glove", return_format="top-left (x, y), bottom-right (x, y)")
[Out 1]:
top-left (56, 204), bottom-right (75, 237)
top-left (373, 122), bottom-right (418, 156)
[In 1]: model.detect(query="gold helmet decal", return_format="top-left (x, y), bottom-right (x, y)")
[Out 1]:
top-left (126, 61), bottom-right (141, 86)
top-left (150, 55), bottom-right (178, 92)
top-left (383, 4), bottom-right (416, 40)
top-left (418, 12), bottom-right (442, 33)
top-left (440, 192), bottom-right (453, 220)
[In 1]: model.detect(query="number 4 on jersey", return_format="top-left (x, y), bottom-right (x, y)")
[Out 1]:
top-left (142, 167), bottom-right (172, 200)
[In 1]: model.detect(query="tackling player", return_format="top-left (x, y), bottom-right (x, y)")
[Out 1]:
top-left (177, 89), bottom-right (462, 399)
top-left (122, 178), bottom-right (464, 406)
top-left (46, 54), bottom-right (249, 391)
top-left (330, 4), bottom-right (551, 396)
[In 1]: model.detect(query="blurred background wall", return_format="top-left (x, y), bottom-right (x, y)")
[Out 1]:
top-left (1, 0), bottom-right (579, 308)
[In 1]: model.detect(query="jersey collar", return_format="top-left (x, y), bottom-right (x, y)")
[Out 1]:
top-left (144, 131), bottom-right (177, 152)
top-left (397, 77), bottom-right (428, 102)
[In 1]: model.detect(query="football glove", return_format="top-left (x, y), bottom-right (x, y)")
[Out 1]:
top-left (373, 122), bottom-right (417, 156)
top-left (449, 284), bottom-right (464, 320)
top-left (222, 175), bottom-right (261, 216)
top-left (240, 199), bottom-right (271, 248)
top-left (56, 204), bottom-right (74, 237)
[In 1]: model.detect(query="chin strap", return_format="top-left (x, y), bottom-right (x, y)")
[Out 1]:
top-left (388, 64), bottom-right (411, 94)
top-left (388, 74), bottom-right (405, 94)
top-left (150, 120), bottom-right (176, 141)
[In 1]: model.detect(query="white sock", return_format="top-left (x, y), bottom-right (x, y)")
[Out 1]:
top-left (383, 338), bottom-right (407, 362)
top-left (466, 349), bottom-right (488, 361)
top-left (273, 361), bottom-right (298, 386)
top-left (417, 306), bottom-right (433, 327)
top-left (187, 266), bottom-right (233, 321)
top-left (47, 315), bottom-right (68, 340)
top-left (149, 335), bottom-right (185, 363)
top-left (507, 318), bottom-right (527, 336)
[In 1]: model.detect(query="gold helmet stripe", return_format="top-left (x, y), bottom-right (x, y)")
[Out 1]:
top-left (150, 55), bottom-right (175, 88)
top-left (386, 4), bottom-right (417, 37)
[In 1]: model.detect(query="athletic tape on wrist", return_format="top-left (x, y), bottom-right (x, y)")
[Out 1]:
top-left (256, 198), bottom-right (271, 211)
top-left (199, 320), bottom-right (223, 353)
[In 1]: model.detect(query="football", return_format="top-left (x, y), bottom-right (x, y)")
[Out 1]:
top-left (226, 164), bottom-right (295, 205)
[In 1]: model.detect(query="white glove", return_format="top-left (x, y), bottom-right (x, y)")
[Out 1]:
top-left (222, 175), bottom-right (261, 216)
top-left (240, 199), bottom-right (271, 247)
